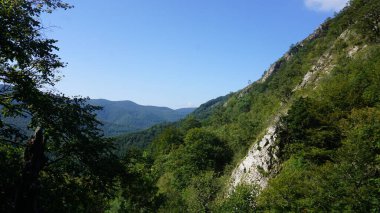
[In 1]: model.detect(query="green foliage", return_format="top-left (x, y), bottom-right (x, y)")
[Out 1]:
top-left (258, 157), bottom-right (317, 211)
top-left (335, 108), bottom-right (380, 211)
top-left (0, 0), bottom-right (122, 211)
top-left (0, 144), bottom-right (22, 212)
top-left (318, 45), bottom-right (380, 109)
top-left (113, 123), bottom-right (172, 156)
top-left (217, 184), bottom-right (258, 213)
top-left (353, 0), bottom-right (380, 42)
top-left (89, 99), bottom-right (194, 136)
top-left (180, 116), bottom-right (202, 131)
top-left (120, 2), bottom-right (380, 211)
top-left (277, 97), bottom-right (341, 163)
top-left (149, 126), bottom-right (183, 158)
top-left (191, 94), bottom-right (230, 120)
top-left (259, 108), bottom-right (380, 212)
top-left (150, 129), bottom-right (232, 211)
top-left (183, 128), bottom-right (232, 172)
top-left (258, 27), bottom-right (380, 211)
top-left (117, 148), bottom-right (162, 212)
top-left (183, 171), bottom-right (220, 212)
top-left (2, 0), bottom-right (376, 211)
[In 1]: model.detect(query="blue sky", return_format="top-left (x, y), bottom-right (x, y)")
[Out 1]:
top-left (43, 0), bottom-right (348, 109)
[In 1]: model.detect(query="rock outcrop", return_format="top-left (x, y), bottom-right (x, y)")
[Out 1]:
top-left (228, 22), bottom-right (367, 196)
top-left (259, 23), bottom-right (328, 83)
top-left (229, 126), bottom-right (278, 194)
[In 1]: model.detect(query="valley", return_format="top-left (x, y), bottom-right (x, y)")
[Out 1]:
top-left (0, 0), bottom-right (379, 212)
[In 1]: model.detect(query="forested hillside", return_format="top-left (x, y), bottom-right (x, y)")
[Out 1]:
top-left (0, 96), bottom-right (194, 137)
top-left (89, 99), bottom-right (194, 136)
top-left (112, 95), bottom-right (230, 151)
top-left (1, 0), bottom-right (379, 212)
top-left (110, 0), bottom-right (380, 211)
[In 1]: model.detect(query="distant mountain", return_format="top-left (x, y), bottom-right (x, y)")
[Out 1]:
top-left (89, 99), bottom-right (195, 136)
top-left (0, 96), bottom-right (194, 137)
top-left (111, 95), bottom-right (232, 151)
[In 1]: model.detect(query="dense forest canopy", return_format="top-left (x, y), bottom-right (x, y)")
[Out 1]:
top-left (1, 0), bottom-right (380, 212)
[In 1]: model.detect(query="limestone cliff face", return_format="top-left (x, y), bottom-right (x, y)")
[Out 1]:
top-left (228, 27), bottom-right (364, 194)
top-left (229, 126), bottom-right (278, 193)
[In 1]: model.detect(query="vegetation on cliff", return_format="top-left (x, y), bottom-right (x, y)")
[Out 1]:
top-left (1, 0), bottom-right (379, 212)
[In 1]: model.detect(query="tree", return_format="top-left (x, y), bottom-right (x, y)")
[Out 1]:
top-left (0, 0), bottom-right (119, 211)
top-left (115, 148), bottom-right (162, 212)
top-left (183, 128), bottom-right (232, 173)
top-left (355, 0), bottom-right (380, 42)
top-left (181, 116), bottom-right (201, 131)
top-left (149, 127), bottom-right (183, 157)
top-left (218, 184), bottom-right (258, 213)
top-left (277, 97), bottom-right (341, 163)
top-left (183, 171), bottom-right (220, 212)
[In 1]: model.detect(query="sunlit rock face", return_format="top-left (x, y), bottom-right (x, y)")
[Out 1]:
top-left (229, 126), bottom-right (279, 194)
top-left (228, 27), bottom-right (367, 196)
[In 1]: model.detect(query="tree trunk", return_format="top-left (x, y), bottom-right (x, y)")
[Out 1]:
top-left (14, 127), bottom-right (47, 213)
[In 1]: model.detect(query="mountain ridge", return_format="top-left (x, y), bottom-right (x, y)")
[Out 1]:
top-left (89, 99), bottom-right (196, 136)
top-left (110, 0), bottom-right (380, 211)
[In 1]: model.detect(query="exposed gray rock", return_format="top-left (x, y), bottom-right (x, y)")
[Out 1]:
top-left (348, 46), bottom-right (360, 57)
top-left (229, 126), bottom-right (279, 194)
top-left (293, 51), bottom-right (334, 91)
top-left (259, 60), bottom-right (285, 83)
top-left (259, 23), bottom-right (328, 83)
top-left (293, 29), bottom-right (364, 92)
top-left (228, 25), bottom-right (363, 197)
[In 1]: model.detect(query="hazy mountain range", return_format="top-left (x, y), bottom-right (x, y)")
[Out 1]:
top-left (89, 99), bottom-right (195, 136)
top-left (2, 95), bottom-right (195, 137)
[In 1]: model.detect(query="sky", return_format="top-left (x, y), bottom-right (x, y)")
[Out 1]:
top-left (42, 0), bottom-right (349, 109)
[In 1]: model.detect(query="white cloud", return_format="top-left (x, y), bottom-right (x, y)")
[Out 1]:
top-left (305, 0), bottom-right (349, 12)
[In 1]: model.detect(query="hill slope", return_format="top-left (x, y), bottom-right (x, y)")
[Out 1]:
top-left (0, 97), bottom-right (194, 137)
top-left (89, 99), bottom-right (195, 136)
top-left (112, 0), bottom-right (380, 211)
